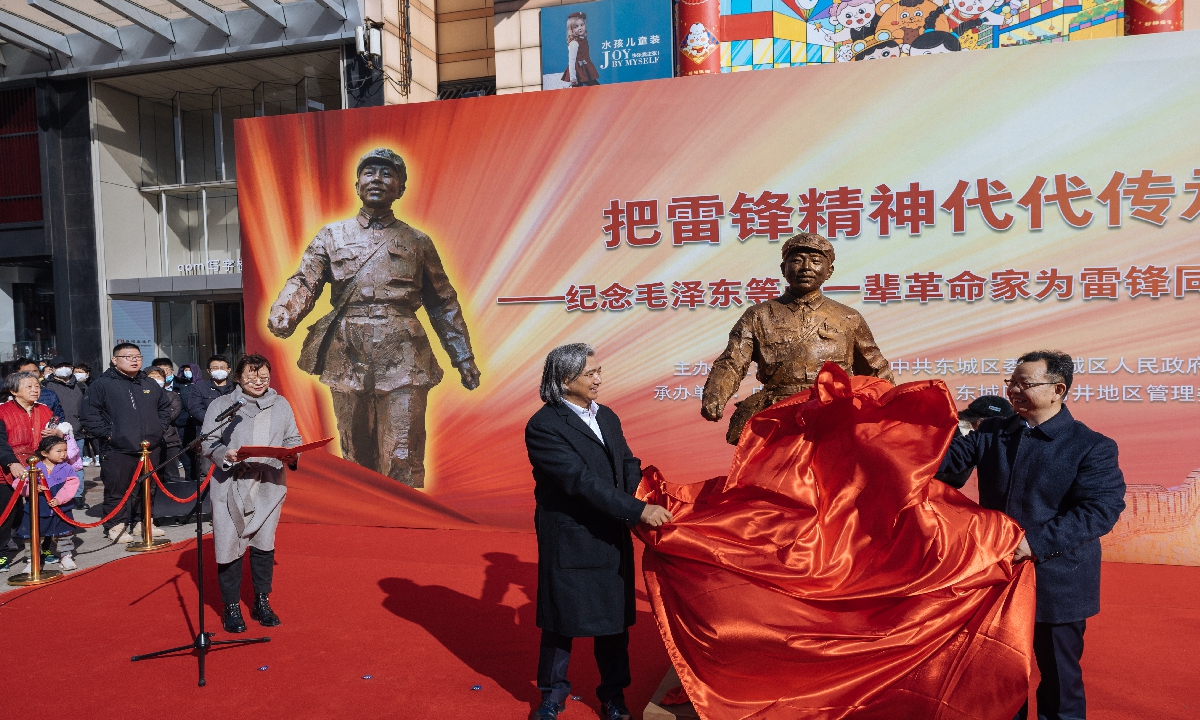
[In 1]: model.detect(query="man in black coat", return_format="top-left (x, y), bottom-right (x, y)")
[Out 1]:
top-left (525, 343), bottom-right (672, 720)
top-left (185, 355), bottom-right (236, 481)
top-left (938, 350), bottom-right (1126, 720)
top-left (79, 343), bottom-right (174, 543)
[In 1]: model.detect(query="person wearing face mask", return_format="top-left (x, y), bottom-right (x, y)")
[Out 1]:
top-left (144, 366), bottom-right (185, 512)
top-left (72, 363), bottom-right (90, 389)
top-left (173, 363), bottom-right (199, 481)
top-left (150, 358), bottom-right (177, 392)
top-left (177, 364), bottom-right (196, 387)
top-left (72, 364), bottom-right (99, 466)
top-left (44, 359), bottom-right (85, 439)
top-left (186, 356), bottom-right (236, 480)
top-left (151, 358), bottom-right (191, 481)
top-left (44, 358), bottom-right (88, 508)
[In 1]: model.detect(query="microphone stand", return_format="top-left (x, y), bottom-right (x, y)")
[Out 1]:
top-left (131, 409), bottom-right (270, 686)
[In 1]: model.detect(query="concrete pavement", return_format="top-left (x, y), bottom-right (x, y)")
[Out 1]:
top-left (0, 463), bottom-right (211, 593)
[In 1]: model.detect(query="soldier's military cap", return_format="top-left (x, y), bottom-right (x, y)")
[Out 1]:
top-left (781, 232), bottom-right (835, 264)
top-left (356, 148), bottom-right (407, 176)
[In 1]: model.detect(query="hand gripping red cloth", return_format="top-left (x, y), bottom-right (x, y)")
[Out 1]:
top-left (635, 363), bottom-right (1035, 720)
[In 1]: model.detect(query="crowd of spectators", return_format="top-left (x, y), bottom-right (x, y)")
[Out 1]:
top-left (0, 347), bottom-right (241, 571)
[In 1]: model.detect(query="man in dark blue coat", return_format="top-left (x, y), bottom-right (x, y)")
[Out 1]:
top-left (938, 350), bottom-right (1126, 720)
top-left (525, 343), bottom-right (673, 720)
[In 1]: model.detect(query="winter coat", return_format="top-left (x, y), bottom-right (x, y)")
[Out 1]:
top-left (45, 377), bottom-right (85, 435)
top-left (79, 367), bottom-right (173, 455)
top-left (525, 402), bottom-right (645, 637)
top-left (202, 387), bottom-right (301, 564)
top-left (938, 405), bottom-right (1126, 623)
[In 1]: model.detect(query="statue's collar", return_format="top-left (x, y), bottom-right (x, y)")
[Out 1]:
top-left (357, 208), bottom-right (397, 228)
top-left (780, 289), bottom-right (825, 309)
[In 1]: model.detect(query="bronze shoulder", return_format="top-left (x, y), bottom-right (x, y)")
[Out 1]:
top-left (393, 219), bottom-right (434, 245)
top-left (817, 295), bottom-right (866, 324)
top-left (733, 297), bottom-right (783, 326)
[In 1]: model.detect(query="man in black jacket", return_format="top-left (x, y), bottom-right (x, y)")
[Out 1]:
top-left (185, 355), bottom-right (235, 479)
top-left (80, 343), bottom-right (174, 543)
top-left (525, 343), bottom-right (672, 720)
top-left (938, 350), bottom-right (1126, 720)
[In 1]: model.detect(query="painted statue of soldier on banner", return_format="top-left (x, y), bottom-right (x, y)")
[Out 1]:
top-left (267, 148), bottom-right (481, 488)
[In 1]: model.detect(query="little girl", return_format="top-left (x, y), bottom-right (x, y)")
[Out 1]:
top-left (17, 436), bottom-right (79, 572)
top-left (562, 11), bottom-right (599, 87)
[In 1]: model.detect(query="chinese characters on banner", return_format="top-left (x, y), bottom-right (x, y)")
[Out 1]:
top-left (602, 169), bottom-right (1198, 248)
top-left (509, 265), bottom-right (1200, 312)
top-left (650, 356), bottom-right (1200, 404)
top-left (496, 167), bottom-right (1200, 309)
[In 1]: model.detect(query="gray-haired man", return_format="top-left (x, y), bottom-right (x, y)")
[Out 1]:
top-left (525, 343), bottom-right (672, 720)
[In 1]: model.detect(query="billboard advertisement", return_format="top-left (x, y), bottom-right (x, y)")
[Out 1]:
top-left (237, 31), bottom-right (1200, 564)
top-left (717, 0), bottom-right (1125, 73)
top-left (539, 0), bottom-right (674, 90)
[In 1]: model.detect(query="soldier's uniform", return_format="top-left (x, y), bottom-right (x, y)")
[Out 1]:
top-left (270, 206), bottom-right (474, 487)
top-left (702, 234), bottom-right (893, 444)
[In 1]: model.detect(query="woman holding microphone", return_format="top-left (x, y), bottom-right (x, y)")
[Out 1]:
top-left (202, 354), bottom-right (301, 634)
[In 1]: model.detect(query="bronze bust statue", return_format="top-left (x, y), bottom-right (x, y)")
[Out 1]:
top-left (267, 148), bottom-right (480, 487)
top-left (701, 232), bottom-right (893, 444)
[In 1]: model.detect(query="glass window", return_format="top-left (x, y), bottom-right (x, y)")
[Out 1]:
top-left (112, 299), bottom-right (155, 361)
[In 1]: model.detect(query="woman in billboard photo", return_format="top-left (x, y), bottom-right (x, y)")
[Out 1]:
top-left (562, 11), bottom-right (600, 87)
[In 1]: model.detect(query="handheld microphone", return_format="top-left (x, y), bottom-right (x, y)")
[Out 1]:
top-left (214, 398), bottom-right (246, 423)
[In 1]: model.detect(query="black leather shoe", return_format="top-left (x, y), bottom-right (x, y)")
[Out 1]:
top-left (530, 699), bottom-right (564, 719)
top-left (250, 593), bottom-right (281, 627)
top-left (222, 603), bottom-right (247, 633)
top-left (599, 697), bottom-right (632, 720)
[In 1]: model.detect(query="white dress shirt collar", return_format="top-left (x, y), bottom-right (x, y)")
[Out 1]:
top-left (564, 399), bottom-right (604, 444)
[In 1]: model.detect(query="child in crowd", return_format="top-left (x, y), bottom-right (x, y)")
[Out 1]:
top-left (17, 436), bottom-right (79, 572)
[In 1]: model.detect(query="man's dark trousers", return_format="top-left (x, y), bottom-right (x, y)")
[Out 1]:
top-left (0, 482), bottom-right (17, 551)
top-left (100, 450), bottom-right (153, 532)
top-left (537, 628), bottom-right (630, 705)
top-left (1016, 620), bottom-right (1086, 720)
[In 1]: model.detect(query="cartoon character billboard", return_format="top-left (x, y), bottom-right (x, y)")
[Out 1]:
top-left (540, 0), bottom-right (674, 90)
top-left (238, 31), bottom-right (1200, 564)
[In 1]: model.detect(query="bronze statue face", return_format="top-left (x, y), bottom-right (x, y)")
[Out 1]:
top-left (356, 163), bottom-right (406, 210)
top-left (781, 250), bottom-right (833, 296)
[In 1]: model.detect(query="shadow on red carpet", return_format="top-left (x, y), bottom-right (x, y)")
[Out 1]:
top-left (1, 523), bottom-right (1196, 719)
top-left (1, 524), bottom-right (666, 719)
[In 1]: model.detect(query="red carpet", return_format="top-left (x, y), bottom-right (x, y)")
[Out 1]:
top-left (1, 524), bottom-right (1196, 719)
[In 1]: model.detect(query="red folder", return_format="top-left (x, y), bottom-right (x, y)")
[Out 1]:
top-left (238, 437), bottom-right (334, 460)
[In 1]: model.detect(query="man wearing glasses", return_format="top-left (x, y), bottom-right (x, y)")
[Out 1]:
top-left (937, 350), bottom-right (1126, 720)
top-left (80, 343), bottom-right (175, 543)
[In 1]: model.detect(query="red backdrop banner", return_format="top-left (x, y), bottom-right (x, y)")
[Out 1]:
top-left (237, 32), bottom-right (1200, 563)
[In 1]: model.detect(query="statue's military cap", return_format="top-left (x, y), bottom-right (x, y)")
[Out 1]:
top-left (356, 148), bottom-right (407, 176)
top-left (781, 232), bottom-right (835, 264)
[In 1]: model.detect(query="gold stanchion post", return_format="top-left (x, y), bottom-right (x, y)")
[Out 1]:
top-left (8, 457), bottom-right (64, 586)
top-left (127, 440), bottom-right (171, 552)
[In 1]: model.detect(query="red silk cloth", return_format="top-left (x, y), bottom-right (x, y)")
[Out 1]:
top-left (635, 364), bottom-right (1035, 720)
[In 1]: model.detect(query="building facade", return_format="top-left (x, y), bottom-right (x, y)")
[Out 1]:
top-left (0, 0), bottom-right (1190, 368)
top-left (0, 0), bottom-right (499, 369)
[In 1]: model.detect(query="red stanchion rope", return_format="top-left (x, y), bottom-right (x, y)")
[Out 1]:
top-left (148, 459), bottom-right (213, 504)
top-left (40, 459), bottom-right (145, 529)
